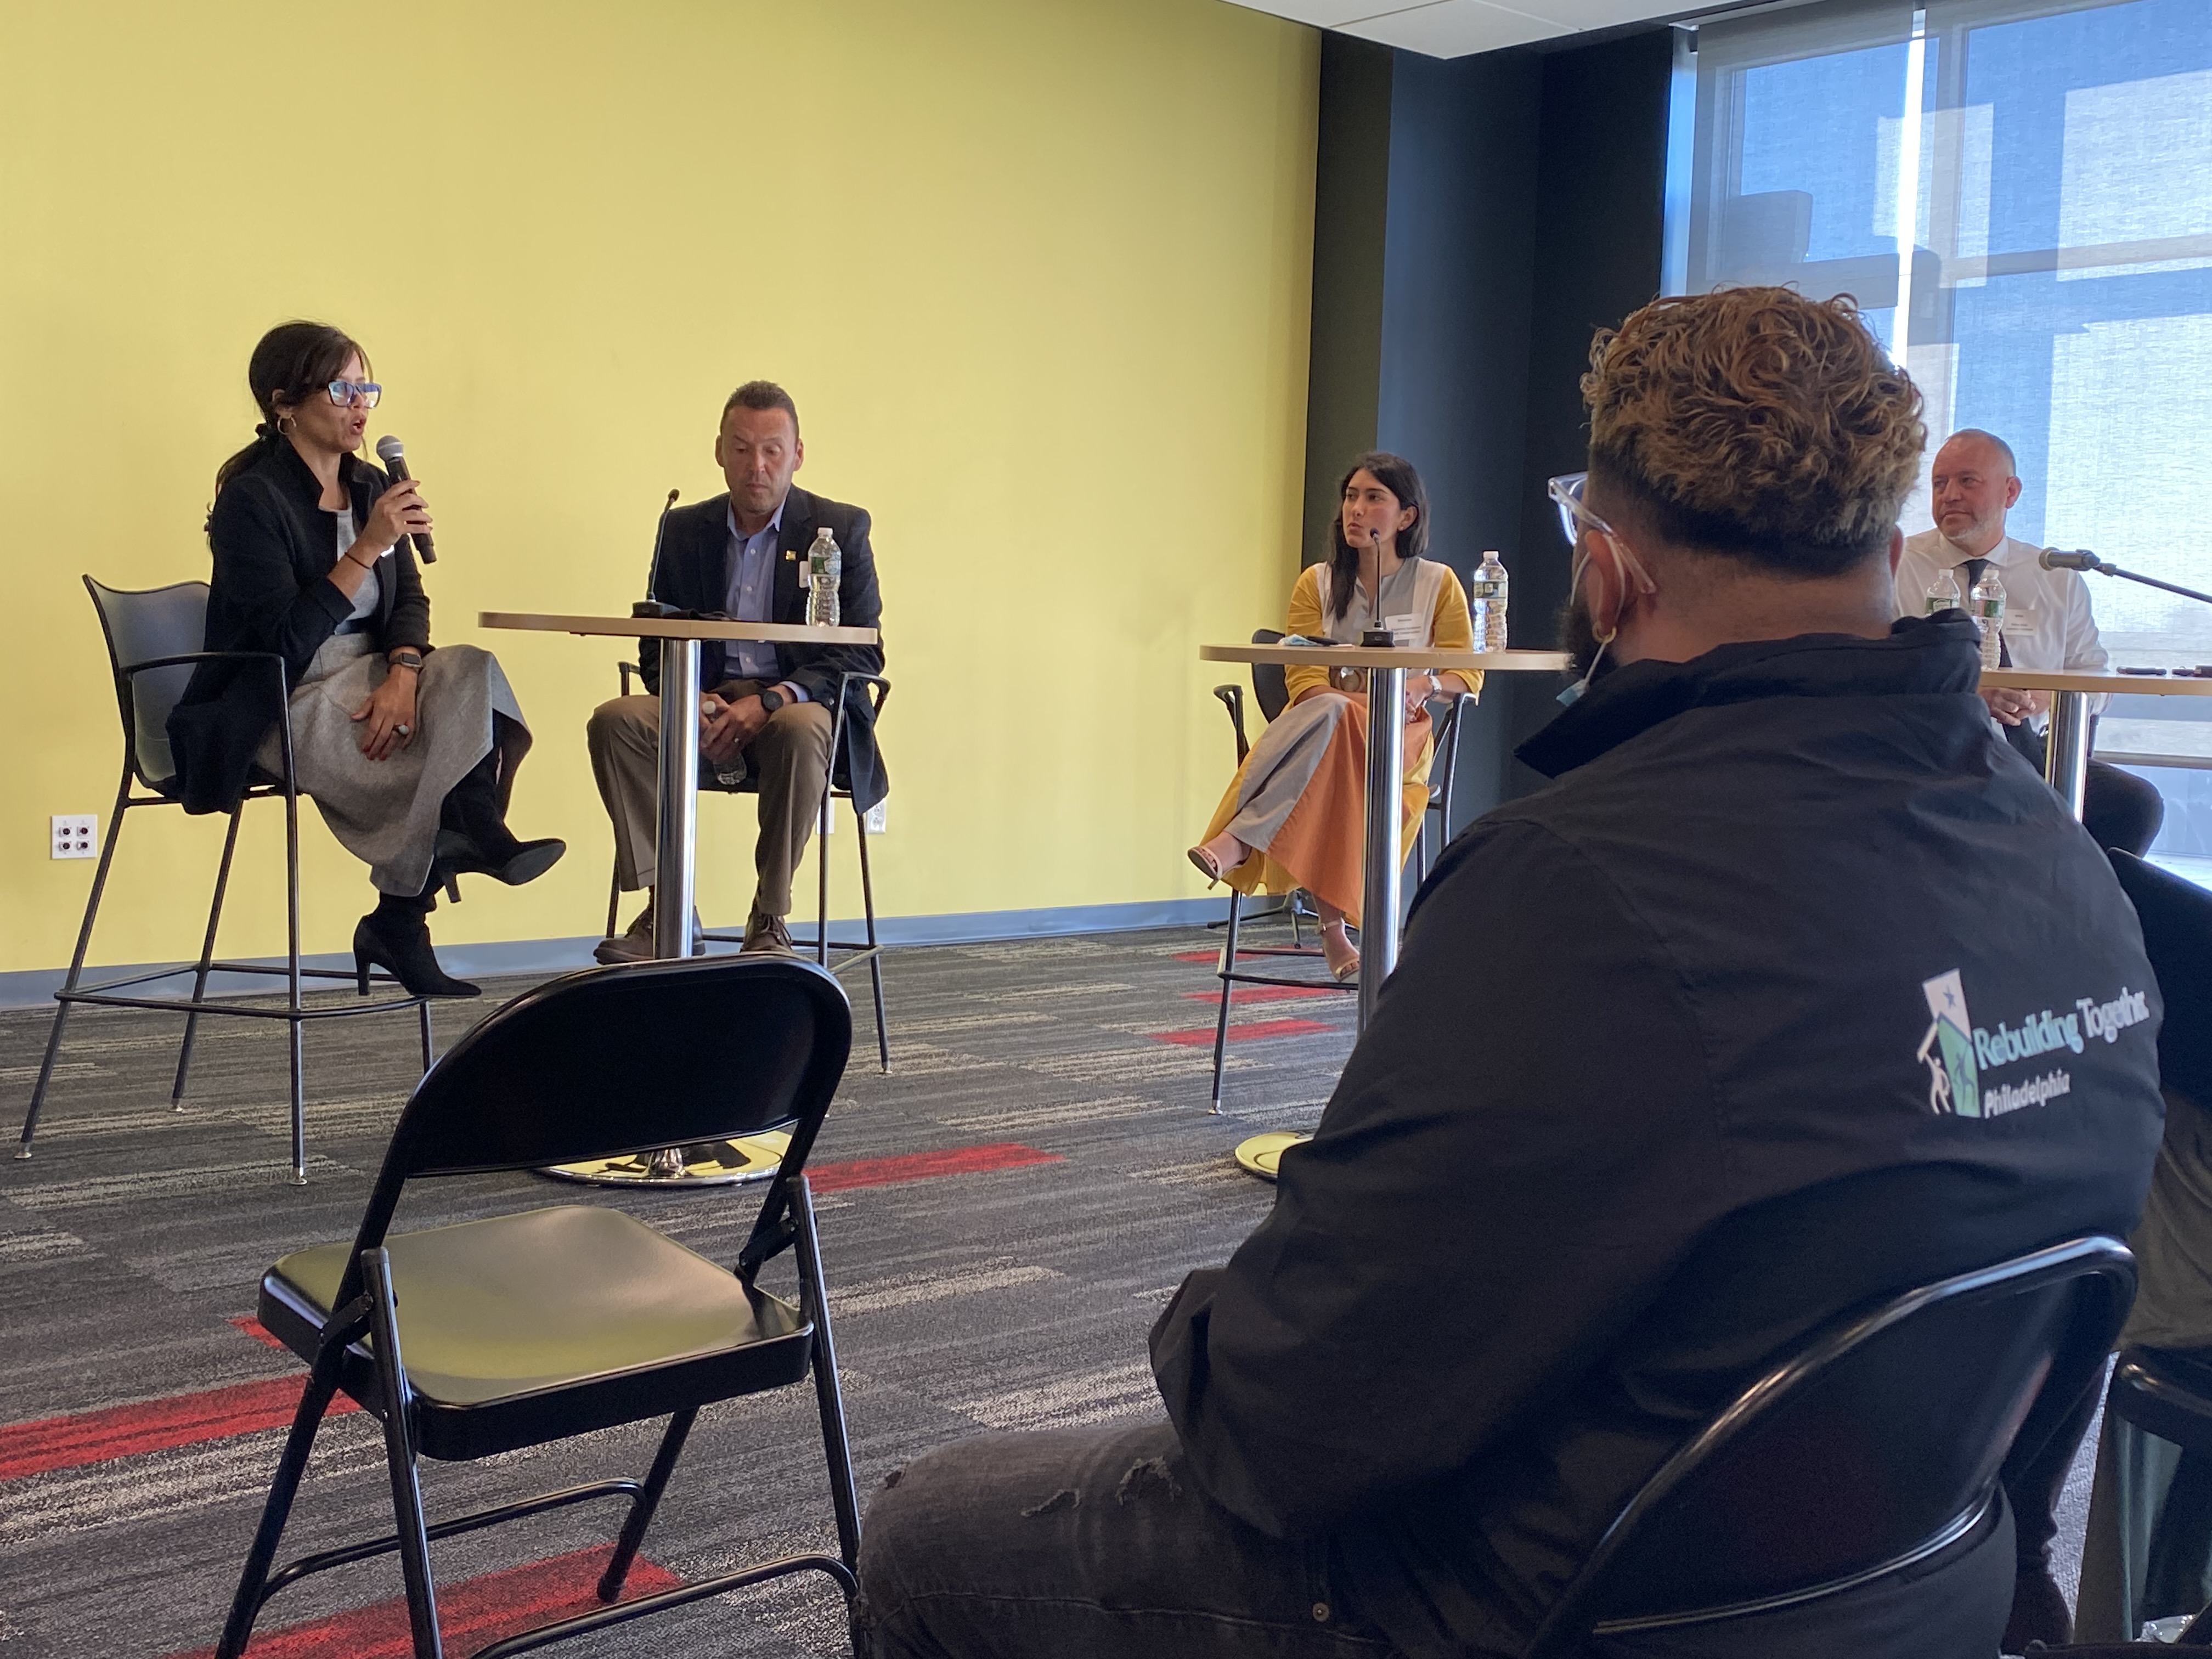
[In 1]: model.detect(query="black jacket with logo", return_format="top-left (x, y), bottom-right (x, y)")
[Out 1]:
top-left (1151, 616), bottom-right (2164, 1657)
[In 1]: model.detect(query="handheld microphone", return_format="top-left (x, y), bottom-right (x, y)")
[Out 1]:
top-left (373, 435), bottom-right (435, 563)
top-left (2040, 548), bottom-right (2102, 572)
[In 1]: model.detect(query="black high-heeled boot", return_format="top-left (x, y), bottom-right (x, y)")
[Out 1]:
top-left (437, 752), bottom-right (565, 886)
top-left (355, 891), bottom-right (479, 999)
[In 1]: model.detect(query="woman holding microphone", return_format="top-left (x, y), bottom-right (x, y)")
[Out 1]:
top-left (168, 320), bottom-right (561, 997)
top-left (1187, 452), bottom-right (1477, 982)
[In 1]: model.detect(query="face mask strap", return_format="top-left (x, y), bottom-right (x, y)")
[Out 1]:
top-left (1559, 532), bottom-right (1643, 708)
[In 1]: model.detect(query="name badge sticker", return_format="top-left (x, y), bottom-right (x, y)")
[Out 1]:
top-left (1382, 612), bottom-right (1420, 647)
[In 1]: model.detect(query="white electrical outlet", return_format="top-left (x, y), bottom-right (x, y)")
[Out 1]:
top-left (51, 814), bottom-right (98, 860)
top-left (820, 800), bottom-right (888, 836)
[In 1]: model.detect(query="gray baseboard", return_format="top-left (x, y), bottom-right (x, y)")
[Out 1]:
top-left (0, 897), bottom-right (1227, 1010)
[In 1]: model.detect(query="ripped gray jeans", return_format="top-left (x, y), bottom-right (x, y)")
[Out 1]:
top-left (854, 1419), bottom-right (1404, 1659)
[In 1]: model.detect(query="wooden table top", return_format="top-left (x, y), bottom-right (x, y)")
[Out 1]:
top-left (1201, 644), bottom-right (1571, 672)
top-left (1980, 670), bottom-right (2212, 696)
top-left (481, 611), bottom-right (879, 646)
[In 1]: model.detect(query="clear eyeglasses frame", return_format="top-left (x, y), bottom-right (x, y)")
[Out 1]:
top-left (1548, 471), bottom-right (1596, 547)
top-left (325, 380), bottom-right (382, 408)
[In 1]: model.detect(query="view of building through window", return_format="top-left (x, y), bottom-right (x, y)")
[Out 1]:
top-left (1680, 0), bottom-right (2212, 664)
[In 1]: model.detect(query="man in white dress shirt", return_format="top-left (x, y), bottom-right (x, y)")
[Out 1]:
top-left (1894, 428), bottom-right (2163, 854)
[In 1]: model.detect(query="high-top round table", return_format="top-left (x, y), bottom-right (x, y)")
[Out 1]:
top-left (482, 611), bottom-right (879, 1185)
top-left (1198, 644), bottom-right (1569, 1027)
top-left (1199, 644), bottom-right (1567, 1183)
top-left (1980, 669), bottom-right (2212, 816)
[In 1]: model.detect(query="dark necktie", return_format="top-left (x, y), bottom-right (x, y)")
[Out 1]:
top-left (1959, 558), bottom-right (2011, 667)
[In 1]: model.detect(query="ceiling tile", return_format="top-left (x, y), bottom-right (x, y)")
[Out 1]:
top-left (1217, 0), bottom-right (1697, 57)
top-left (1336, 0), bottom-right (1568, 56)
top-left (1509, 0), bottom-right (1691, 29)
top-left (1213, 0), bottom-right (1380, 25)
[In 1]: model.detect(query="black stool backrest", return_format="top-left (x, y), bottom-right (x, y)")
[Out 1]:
top-left (86, 575), bottom-right (209, 789)
top-left (1250, 628), bottom-right (1290, 723)
top-left (1525, 1234), bottom-right (2135, 1656)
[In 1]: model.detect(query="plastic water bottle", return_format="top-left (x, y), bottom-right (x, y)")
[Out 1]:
top-left (806, 528), bottom-right (841, 627)
top-left (702, 698), bottom-right (748, 789)
top-left (1470, 551), bottom-right (1509, 650)
top-left (1968, 563), bottom-right (2006, 669)
top-left (1923, 568), bottom-right (1962, 616)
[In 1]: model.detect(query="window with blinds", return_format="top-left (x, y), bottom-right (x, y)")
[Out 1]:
top-left (1676, 0), bottom-right (2212, 664)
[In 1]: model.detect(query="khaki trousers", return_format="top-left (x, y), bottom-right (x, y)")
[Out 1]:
top-left (586, 683), bottom-right (833, 918)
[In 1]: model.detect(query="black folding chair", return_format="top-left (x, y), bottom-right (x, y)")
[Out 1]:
top-left (15, 577), bottom-right (430, 1184)
top-left (1203, 628), bottom-right (1476, 1113)
top-left (1521, 1234), bottom-right (2136, 1658)
top-left (214, 954), bottom-right (861, 1659)
top-left (605, 662), bottom-right (892, 1073)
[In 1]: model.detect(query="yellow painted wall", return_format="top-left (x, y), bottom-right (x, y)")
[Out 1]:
top-left (0, 0), bottom-right (1318, 972)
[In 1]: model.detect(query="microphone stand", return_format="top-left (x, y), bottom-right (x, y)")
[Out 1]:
top-left (2058, 550), bottom-right (2212, 607)
top-left (2027, 548), bottom-right (2212, 825)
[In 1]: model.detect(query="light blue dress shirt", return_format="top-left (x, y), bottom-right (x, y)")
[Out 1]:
top-left (723, 501), bottom-right (805, 698)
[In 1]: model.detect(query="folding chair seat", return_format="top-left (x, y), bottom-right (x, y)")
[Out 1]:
top-left (216, 953), bottom-right (860, 1659)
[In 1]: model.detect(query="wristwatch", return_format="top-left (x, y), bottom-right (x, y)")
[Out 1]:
top-left (758, 686), bottom-right (787, 715)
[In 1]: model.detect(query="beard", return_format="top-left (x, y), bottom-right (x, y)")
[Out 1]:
top-left (1555, 584), bottom-right (1607, 680)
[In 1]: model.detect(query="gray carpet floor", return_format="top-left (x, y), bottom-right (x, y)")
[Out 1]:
top-left (0, 922), bottom-right (1354, 1658)
top-left (0, 919), bottom-right (2104, 1656)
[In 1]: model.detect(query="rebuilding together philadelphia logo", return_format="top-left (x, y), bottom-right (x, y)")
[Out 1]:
top-left (1916, 968), bottom-right (2151, 1119)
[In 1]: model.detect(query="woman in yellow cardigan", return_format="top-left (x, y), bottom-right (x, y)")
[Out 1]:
top-left (1188, 452), bottom-right (1479, 981)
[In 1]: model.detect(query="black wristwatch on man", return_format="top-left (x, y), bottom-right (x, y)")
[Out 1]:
top-left (757, 686), bottom-right (787, 715)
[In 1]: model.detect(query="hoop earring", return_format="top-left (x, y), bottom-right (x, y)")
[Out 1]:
top-left (275, 412), bottom-right (295, 436)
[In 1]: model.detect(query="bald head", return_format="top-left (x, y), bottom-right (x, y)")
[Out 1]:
top-left (1930, 429), bottom-right (2022, 558)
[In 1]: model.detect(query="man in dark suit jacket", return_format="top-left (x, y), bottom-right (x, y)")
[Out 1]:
top-left (588, 381), bottom-right (885, 959)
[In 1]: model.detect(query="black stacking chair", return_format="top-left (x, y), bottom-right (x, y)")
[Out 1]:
top-left (606, 662), bottom-right (891, 1072)
top-left (14, 577), bottom-right (429, 1184)
top-left (1520, 1234), bottom-right (2135, 1658)
top-left (1203, 628), bottom-right (1476, 1113)
top-left (215, 954), bottom-right (860, 1659)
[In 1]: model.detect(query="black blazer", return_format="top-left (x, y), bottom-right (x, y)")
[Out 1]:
top-left (167, 440), bottom-right (428, 814)
top-left (638, 485), bottom-right (888, 812)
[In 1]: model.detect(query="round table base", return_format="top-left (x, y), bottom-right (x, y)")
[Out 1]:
top-left (1233, 1130), bottom-right (1310, 1183)
top-left (539, 1131), bottom-right (791, 1188)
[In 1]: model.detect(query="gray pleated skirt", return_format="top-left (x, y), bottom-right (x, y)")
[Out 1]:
top-left (256, 634), bottom-right (529, 897)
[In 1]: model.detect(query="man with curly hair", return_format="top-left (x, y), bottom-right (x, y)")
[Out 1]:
top-left (852, 289), bottom-right (2163, 1659)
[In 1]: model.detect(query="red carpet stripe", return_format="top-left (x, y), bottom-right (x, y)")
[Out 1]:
top-left (229, 1314), bottom-right (286, 1350)
top-left (165, 1545), bottom-right (683, 1659)
top-left (1180, 985), bottom-right (1341, 1003)
top-left (1172, 950), bottom-right (1220, 962)
top-left (809, 1142), bottom-right (1061, 1192)
top-left (2, 1143), bottom-right (1057, 1483)
top-left (0, 1375), bottom-right (357, 1483)
top-left (1150, 1018), bottom-right (1333, 1047)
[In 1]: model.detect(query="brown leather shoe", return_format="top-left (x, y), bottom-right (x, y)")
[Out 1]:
top-left (594, 899), bottom-right (703, 965)
top-left (741, 909), bottom-right (796, 956)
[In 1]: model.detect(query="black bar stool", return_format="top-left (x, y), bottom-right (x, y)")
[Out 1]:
top-left (13, 576), bottom-right (431, 1184)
